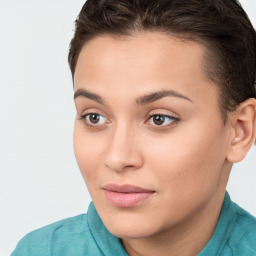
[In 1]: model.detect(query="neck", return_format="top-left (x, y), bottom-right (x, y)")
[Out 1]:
top-left (122, 190), bottom-right (226, 256)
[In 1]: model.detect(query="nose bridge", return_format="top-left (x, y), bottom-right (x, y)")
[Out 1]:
top-left (104, 120), bottom-right (142, 172)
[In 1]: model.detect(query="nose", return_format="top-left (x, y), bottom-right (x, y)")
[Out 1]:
top-left (104, 123), bottom-right (143, 172)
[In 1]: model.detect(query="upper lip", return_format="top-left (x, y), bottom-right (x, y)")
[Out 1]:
top-left (102, 183), bottom-right (155, 193)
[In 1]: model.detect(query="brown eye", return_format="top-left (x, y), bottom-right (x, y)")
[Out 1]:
top-left (78, 112), bottom-right (108, 127)
top-left (148, 114), bottom-right (179, 127)
top-left (89, 114), bottom-right (100, 124)
top-left (153, 115), bottom-right (165, 125)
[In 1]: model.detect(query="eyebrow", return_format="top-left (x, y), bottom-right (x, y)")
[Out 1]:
top-left (74, 88), bottom-right (105, 105)
top-left (135, 89), bottom-right (193, 105)
top-left (74, 88), bottom-right (193, 105)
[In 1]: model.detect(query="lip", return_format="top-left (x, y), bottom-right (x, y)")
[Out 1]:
top-left (102, 183), bottom-right (155, 208)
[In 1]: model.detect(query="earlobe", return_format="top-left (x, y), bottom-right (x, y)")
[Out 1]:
top-left (226, 98), bottom-right (256, 163)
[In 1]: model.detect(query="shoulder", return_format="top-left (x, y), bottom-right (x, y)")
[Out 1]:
top-left (229, 202), bottom-right (256, 255)
top-left (10, 213), bottom-right (96, 256)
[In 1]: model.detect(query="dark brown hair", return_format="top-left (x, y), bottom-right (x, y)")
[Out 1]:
top-left (68, 0), bottom-right (256, 122)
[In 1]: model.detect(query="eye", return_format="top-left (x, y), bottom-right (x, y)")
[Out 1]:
top-left (78, 112), bottom-right (108, 128)
top-left (147, 114), bottom-right (179, 127)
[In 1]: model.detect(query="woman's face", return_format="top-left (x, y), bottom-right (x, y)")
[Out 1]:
top-left (73, 32), bottom-right (232, 239)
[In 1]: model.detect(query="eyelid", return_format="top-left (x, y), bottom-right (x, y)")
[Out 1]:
top-left (146, 109), bottom-right (179, 120)
top-left (79, 108), bottom-right (108, 117)
top-left (148, 108), bottom-right (180, 118)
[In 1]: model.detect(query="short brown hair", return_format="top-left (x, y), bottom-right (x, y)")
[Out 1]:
top-left (68, 0), bottom-right (256, 122)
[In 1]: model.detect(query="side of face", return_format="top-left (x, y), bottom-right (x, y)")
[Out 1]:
top-left (73, 32), bottom-right (233, 239)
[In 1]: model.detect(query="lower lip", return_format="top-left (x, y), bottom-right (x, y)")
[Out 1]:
top-left (104, 190), bottom-right (154, 208)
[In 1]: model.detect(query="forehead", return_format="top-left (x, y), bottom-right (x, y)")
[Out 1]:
top-left (74, 32), bottom-right (218, 109)
top-left (75, 32), bottom-right (206, 82)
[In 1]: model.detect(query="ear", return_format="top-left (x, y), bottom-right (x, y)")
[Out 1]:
top-left (226, 98), bottom-right (256, 163)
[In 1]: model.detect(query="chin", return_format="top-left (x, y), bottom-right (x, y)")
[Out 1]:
top-left (100, 210), bottom-right (162, 239)
top-left (108, 223), bottom-right (157, 239)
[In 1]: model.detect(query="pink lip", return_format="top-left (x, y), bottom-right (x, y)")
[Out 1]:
top-left (102, 184), bottom-right (155, 208)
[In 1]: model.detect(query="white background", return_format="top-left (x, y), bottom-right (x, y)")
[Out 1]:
top-left (0, 0), bottom-right (255, 255)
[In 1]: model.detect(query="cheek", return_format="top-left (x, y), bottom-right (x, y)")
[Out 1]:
top-left (140, 132), bottom-right (227, 224)
top-left (73, 123), bottom-right (104, 183)
top-left (144, 121), bottom-right (227, 196)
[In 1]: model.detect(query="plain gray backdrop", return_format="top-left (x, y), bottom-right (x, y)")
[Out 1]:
top-left (0, 0), bottom-right (255, 255)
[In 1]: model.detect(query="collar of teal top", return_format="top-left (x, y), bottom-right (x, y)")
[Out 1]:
top-left (87, 202), bottom-right (129, 255)
top-left (198, 191), bottom-right (235, 255)
top-left (87, 191), bottom-right (234, 256)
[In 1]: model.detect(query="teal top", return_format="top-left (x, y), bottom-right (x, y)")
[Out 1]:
top-left (11, 192), bottom-right (256, 256)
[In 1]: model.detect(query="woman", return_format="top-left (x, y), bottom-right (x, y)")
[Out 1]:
top-left (11, 0), bottom-right (256, 255)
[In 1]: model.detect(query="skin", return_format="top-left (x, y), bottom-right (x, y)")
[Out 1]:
top-left (73, 32), bottom-right (256, 256)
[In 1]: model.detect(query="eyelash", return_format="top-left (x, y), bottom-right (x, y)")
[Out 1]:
top-left (77, 112), bottom-right (180, 130)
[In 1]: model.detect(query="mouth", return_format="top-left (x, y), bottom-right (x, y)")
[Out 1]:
top-left (102, 183), bottom-right (155, 208)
